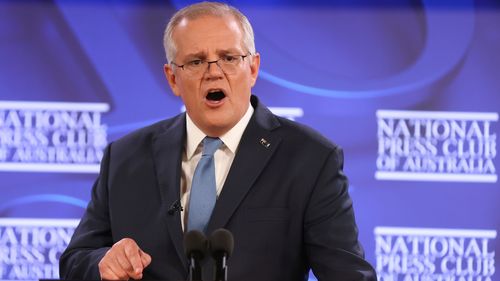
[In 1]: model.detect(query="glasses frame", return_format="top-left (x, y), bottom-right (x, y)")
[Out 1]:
top-left (171, 53), bottom-right (251, 75)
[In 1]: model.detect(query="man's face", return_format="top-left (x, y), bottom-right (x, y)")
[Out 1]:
top-left (164, 15), bottom-right (260, 137)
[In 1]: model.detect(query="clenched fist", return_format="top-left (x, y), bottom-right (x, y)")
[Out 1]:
top-left (98, 238), bottom-right (152, 280)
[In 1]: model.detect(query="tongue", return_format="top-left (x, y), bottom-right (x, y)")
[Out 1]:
top-left (207, 91), bottom-right (225, 101)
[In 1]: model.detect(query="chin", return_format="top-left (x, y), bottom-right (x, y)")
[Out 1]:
top-left (204, 119), bottom-right (235, 136)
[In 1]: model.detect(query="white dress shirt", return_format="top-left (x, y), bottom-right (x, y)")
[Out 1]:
top-left (180, 104), bottom-right (254, 230)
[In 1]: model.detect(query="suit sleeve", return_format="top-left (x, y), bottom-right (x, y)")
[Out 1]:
top-left (59, 144), bottom-right (114, 280)
top-left (304, 146), bottom-right (377, 281)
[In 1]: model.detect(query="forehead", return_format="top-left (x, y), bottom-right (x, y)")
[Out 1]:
top-left (172, 15), bottom-right (245, 57)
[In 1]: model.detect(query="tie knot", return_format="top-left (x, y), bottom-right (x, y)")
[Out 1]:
top-left (202, 137), bottom-right (222, 156)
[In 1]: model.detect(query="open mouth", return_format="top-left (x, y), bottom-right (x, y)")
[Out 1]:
top-left (206, 90), bottom-right (226, 102)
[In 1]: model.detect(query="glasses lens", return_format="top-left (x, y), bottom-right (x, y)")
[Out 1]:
top-left (219, 56), bottom-right (246, 74)
top-left (184, 63), bottom-right (204, 75)
top-left (219, 62), bottom-right (237, 75)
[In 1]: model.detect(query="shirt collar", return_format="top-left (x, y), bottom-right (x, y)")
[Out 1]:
top-left (185, 103), bottom-right (254, 159)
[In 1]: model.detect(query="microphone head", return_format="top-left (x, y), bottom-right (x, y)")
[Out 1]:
top-left (184, 230), bottom-right (208, 260)
top-left (209, 228), bottom-right (234, 258)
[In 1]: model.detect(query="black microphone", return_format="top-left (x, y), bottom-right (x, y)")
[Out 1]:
top-left (184, 230), bottom-right (208, 281)
top-left (168, 200), bottom-right (183, 215)
top-left (209, 228), bottom-right (234, 281)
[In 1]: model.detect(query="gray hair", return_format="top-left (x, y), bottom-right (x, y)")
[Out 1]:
top-left (163, 1), bottom-right (256, 63)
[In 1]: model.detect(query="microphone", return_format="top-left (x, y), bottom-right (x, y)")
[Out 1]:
top-left (184, 230), bottom-right (208, 281)
top-left (168, 200), bottom-right (183, 215)
top-left (209, 228), bottom-right (234, 281)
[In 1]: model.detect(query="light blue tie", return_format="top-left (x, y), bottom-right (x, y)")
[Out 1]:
top-left (187, 137), bottom-right (223, 232)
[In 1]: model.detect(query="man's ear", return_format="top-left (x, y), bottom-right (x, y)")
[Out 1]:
top-left (249, 53), bottom-right (260, 87)
top-left (164, 64), bottom-right (180, 97)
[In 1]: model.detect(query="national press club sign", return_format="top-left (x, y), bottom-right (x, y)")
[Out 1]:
top-left (0, 218), bottom-right (79, 280)
top-left (375, 227), bottom-right (497, 281)
top-left (375, 110), bottom-right (498, 183)
top-left (0, 101), bottom-right (109, 173)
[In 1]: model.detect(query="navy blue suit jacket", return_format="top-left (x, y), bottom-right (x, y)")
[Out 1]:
top-left (60, 96), bottom-right (376, 281)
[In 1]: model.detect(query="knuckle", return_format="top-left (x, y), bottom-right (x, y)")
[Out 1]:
top-left (115, 238), bottom-right (132, 248)
top-left (122, 237), bottom-right (134, 245)
top-left (121, 238), bottom-right (137, 252)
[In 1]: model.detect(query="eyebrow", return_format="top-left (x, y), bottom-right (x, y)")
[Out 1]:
top-left (184, 48), bottom-right (244, 60)
top-left (184, 52), bottom-right (206, 60)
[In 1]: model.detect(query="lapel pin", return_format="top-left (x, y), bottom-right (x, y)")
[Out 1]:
top-left (260, 138), bottom-right (271, 148)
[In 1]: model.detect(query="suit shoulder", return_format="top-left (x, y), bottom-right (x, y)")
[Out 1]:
top-left (275, 116), bottom-right (340, 151)
top-left (109, 114), bottom-right (184, 151)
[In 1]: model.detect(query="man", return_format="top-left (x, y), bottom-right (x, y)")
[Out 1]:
top-left (60, 2), bottom-right (377, 281)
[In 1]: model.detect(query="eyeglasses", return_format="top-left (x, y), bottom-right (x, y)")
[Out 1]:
top-left (171, 54), bottom-right (251, 76)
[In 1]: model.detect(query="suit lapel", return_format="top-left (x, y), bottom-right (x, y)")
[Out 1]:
top-left (207, 97), bottom-right (282, 234)
top-left (151, 114), bottom-right (188, 270)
